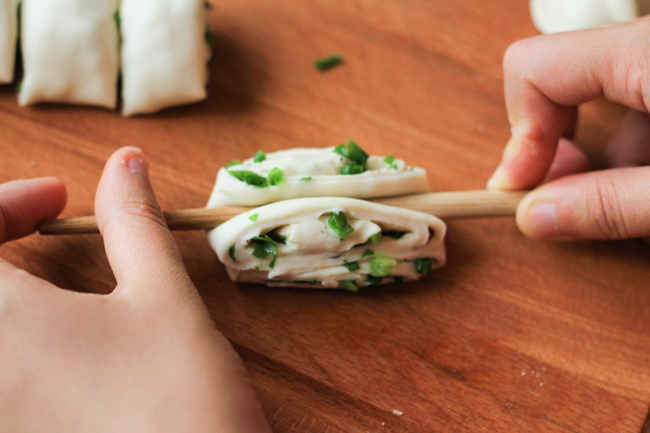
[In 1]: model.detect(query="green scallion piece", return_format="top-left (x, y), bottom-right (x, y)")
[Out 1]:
top-left (293, 280), bottom-right (318, 285)
top-left (228, 170), bottom-right (269, 188)
top-left (299, 177), bottom-right (312, 181)
top-left (369, 255), bottom-right (397, 277)
top-left (226, 160), bottom-right (241, 169)
top-left (17, 79), bottom-right (23, 93)
top-left (229, 244), bottom-right (236, 262)
top-left (366, 274), bottom-right (383, 285)
top-left (268, 167), bottom-right (285, 186)
top-left (361, 249), bottom-right (374, 258)
top-left (314, 54), bottom-right (343, 71)
top-left (328, 211), bottom-right (355, 239)
top-left (253, 151), bottom-right (266, 163)
top-left (346, 140), bottom-right (369, 166)
top-left (341, 164), bottom-right (365, 175)
top-left (368, 232), bottom-right (383, 245)
top-left (205, 29), bottom-right (216, 48)
top-left (249, 213), bottom-right (259, 222)
top-left (334, 144), bottom-right (347, 158)
top-left (414, 258), bottom-right (434, 275)
top-left (341, 280), bottom-right (358, 293)
top-left (344, 261), bottom-right (360, 272)
top-left (269, 254), bottom-right (277, 269)
top-left (384, 154), bottom-right (398, 169)
top-left (113, 11), bottom-right (120, 30)
top-left (330, 255), bottom-right (341, 259)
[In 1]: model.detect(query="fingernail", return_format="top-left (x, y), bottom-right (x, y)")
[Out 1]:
top-left (124, 149), bottom-right (148, 176)
top-left (525, 202), bottom-right (558, 238)
top-left (487, 165), bottom-right (511, 190)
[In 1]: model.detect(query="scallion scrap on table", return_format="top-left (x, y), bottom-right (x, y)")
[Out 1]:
top-left (314, 54), bottom-right (343, 71)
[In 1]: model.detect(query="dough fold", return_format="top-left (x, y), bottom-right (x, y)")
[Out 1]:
top-left (207, 147), bottom-right (431, 207)
top-left (0, 0), bottom-right (19, 83)
top-left (120, 0), bottom-right (210, 116)
top-left (208, 197), bottom-right (446, 290)
top-left (19, 0), bottom-right (120, 108)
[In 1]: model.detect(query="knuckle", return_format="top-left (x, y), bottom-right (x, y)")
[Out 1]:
top-left (585, 175), bottom-right (631, 239)
top-left (109, 199), bottom-right (168, 232)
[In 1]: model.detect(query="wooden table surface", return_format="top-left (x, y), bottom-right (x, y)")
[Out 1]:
top-left (2, 1), bottom-right (650, 431)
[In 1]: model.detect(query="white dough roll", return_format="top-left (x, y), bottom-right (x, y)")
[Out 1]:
top-left (530, 0), bottom-right (650, 34)
top-left (209, 197), bottom-right (446, 290)
top-left (19, 0), bottom-right (119, 107)
top-left (120, 0), bottom-right (210, 116)
top-left (207, 147), bottom-right (431, 207)
top-left (0, 0), bottom-right (19, 83)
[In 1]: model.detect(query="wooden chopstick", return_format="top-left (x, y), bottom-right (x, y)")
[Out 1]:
top-left (37, 190), bottom-right (528, 235)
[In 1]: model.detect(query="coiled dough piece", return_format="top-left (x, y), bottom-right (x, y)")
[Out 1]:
top-left (530, 0), bottom-right (650, 34)
top-left (0, 0), bottom-right (19, 83)
top-left (208, 197), bottom-right (446, 290)
top-left (206, 147), bottom-right (431, 207)
top-left (120, 0), bottom-right (210, 116)
top-left (19, 0), bottom-right (120, 108)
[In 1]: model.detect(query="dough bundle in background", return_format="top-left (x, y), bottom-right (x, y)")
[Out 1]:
top-left (530, 0), bottom-right (650, 34)
top-left (0, 0), bottom-right (212, 115)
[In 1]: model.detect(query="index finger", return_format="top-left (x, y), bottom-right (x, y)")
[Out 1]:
top-left (488, 18), bottom-right (650, 190)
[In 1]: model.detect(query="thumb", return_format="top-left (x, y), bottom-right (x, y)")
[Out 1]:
top-left (516, 167), bottom-right (650, 240)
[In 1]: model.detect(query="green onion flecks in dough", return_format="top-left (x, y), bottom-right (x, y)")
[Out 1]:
top-left (207, 141), bottom-right (430, 207)
top-left (208, 197), bottom-right (446, 290)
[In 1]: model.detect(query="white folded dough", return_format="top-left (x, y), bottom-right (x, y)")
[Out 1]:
top-left (19, 0), bottom-right (119, 107)
top-left (207, 147), bottom-right (431, 207)
top-left (0, 0), bottom-right (19, 83)
top-left (209, 197), bottom-right (446, 290)
top-left (530, 0), bottom-right (650, 34)
top-left (120, 0), bottom-right (210, 116)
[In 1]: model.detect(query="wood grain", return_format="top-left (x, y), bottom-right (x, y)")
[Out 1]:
top-left (2, 1), bottom-right (650, 432)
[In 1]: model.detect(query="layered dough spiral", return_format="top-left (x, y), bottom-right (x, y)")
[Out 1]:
top-left (208, 197), bottom-right (446, 290)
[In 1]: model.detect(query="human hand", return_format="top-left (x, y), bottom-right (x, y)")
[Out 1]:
top-left (0, 147), bottom-right (271, 433)
top-left (488, 17), bottom-right (650, 240)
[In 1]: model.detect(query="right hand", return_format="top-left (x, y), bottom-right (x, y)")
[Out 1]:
top-left (488, 17), bottom-right (650, 241)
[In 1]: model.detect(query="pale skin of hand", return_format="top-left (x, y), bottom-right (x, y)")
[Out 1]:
top-left (489, 16), bottom-right (650, 241)
top-left (0, 147), bottom-right (272, 433)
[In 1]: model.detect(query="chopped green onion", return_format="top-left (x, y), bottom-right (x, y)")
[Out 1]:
top-left (341, 280), bottom-right (358, 292)
top-left (344, 261), bottom-right (360, 272)
top-left (346, 140), bottom-right (369, 166)
top-left (369, 255), bottom-right (397, 277)
top-left (393, 276), bottom-right (405, 284)
top-left (384, 154), bottom-right (398, 169)
top-left (269, 254), bottom-right (277, 269)
top-left (334, 139), bottom-right (369, 175)
top-left (368, 232), bottom-right (383, 245)
top-left (299, 177), bottom-right (312, 181)
top-left (253, 151), bottom-right (266, 163)
top-left (226, 160), bottom-right (241, 169)
top-left (414, 258), bottom-right (434, 275)
top-left (330, 255), bottom-right (341, 259)
top-left (361, 249), bottom-right (374, 258)
top-left (17, 79), bottom-right (23, 93)
top-left (366, 274), bottom-right (383, 285)
top-left (334, 144), bottom-right (347, 158)
top-left (113, 11), bottom-right (120, 30)
top-left (266, 230), bottom-right (287, 245)
top-left (314, 54), bottom-right (343, 71)
top-left (228, 170), bottom-right (269, 188)
top-left (383, 230), bottom-right (409, 239)
top-left (251, 235), bottom-right (278, 262)
top-left (205, 29), bottom-right (216, 48)
top-left (328, 211), bottom-right (355, 239)
top-left (293, 280), bottom-right (318, 285)
top-left (249, 213), bottom-right (259, 222)
top-left (229, 244), bottom-right (236, 262)
top-left (268, 167), bottom-right (285, 186)
top-left (341, 164), bottom-right (365, 175)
